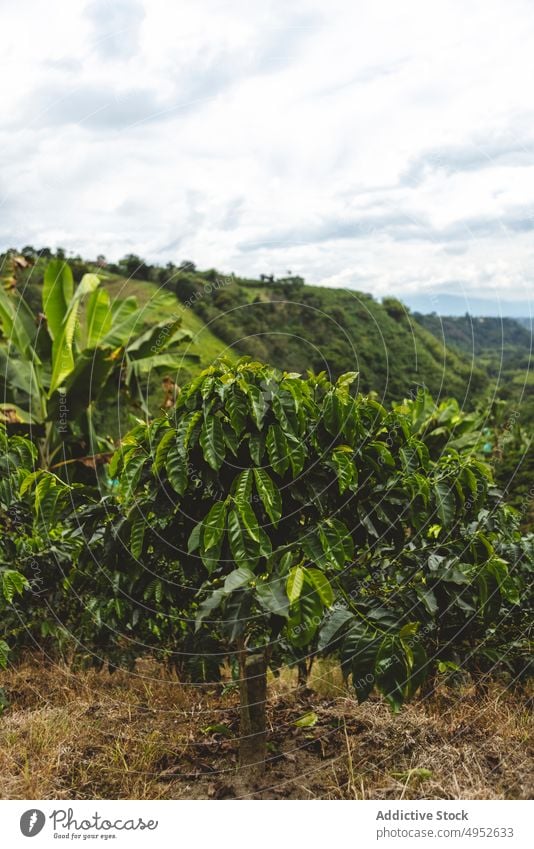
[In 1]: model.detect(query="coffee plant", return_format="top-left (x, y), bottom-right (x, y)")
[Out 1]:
top-left (76, 359), bottom-right (530, 773)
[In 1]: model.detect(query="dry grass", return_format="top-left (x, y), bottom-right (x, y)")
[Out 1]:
top-left (0, 657), bottom-right (532, 800)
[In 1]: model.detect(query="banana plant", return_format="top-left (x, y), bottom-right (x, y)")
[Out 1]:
top-left (0, 260), bottom-right (197, 470)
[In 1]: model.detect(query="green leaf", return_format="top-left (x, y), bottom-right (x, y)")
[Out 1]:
top-left (266, 424), bottom-right (289, 475)
top-left (195, 589), bottom-right (225, 631)
top-left (129, 352), bottom-right (198, 376)
top-left (226, 386), bottom-right (247, 435)
top-left (166, 444), bottom-right (187, 495)
top-left (391, 767), bottom-right (433, 782)
top-left (287, 587), bottom-right (323, 647)
top-left (415, 584), bottom-right (438, 616)
top-left (201, 536), bottom-right (223, 575)
top-left (200, 415), bottom-right (225, 471)
top-left (332, 447), bottom-right (354, 493)
top-left (255, 578), bottom-right (289, 617)
top-left (341, 622), bottom-right (380, 702)
top-left (399, 621), bottom-right (419, 639)
top-left (126, 318), bottom-right (186, 358)
top-left (34, 474), bottom-right (62, 523)
top-left (153, 427), bottom-right (175, 473)
top-left (188, 521), bottom-right (203, 553)
top-left (19, 469), bottom-right (42, 495)
top-left (222, 590), bottom-right (252, 642)
top-left (203, 501), bottom-right (227, 551)
top-left (318, 607), bottom-right (354, 652)
top-left (254, 468), bottom-right (282, 525)
top-left (294, 711), bottom-right (318, 728)
top-left (227, 509), bottom-right (259, 569)
top-left (100, 296), bottom-right (139, 347)
top-left (48, 278), bottom-right (99, 395)
top-left (233, 469), bottom-right (253, 502)
top-left (402, 640), bottom-right (429, 698)
top-left (85, 286), bottom-right (112, 347)
top-left (0, 289), bottom-right (36, 360)
top-left (235, 498), bottom-right (261, 542)
top-left (370, 441), bottom-right (395, 468)
top-left (305, 568), bottom-right (334, 607)
top-left (487, 556), bottom-right (520, 605)
top-left (129, 512), bottom-right (146, 559)
top-left (202, 723), bottom-right (234, 738)
top-left (375, 637), bottom-right (408, 712)
top-left (323, 391), bottom-right (340, 434)
top-left (175, 410), bottom-right (203, 456)
top-left (287, 565), bottom-right (305, 604)
top-left (247, 384), bottom-right (268, 429)
top-left (143, 578), bottom-right (163, 603)
top-left (42, 260), bottom-right (73, 341)
top-left (224, 567), bottom-right (254, 593)
top-left (248, 432), bottom-right (264, 465)
top-left (287, 434), bottom-right (306, 476)
top-left (2, 569), bottom-right (29, 603)
top-left (318, 521), bottom-right (347, 569)
top-left (434, 481), bottom-right (456, 527)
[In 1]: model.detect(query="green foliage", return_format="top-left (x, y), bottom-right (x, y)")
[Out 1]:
top-left (77, 360), bottom-right (532, 709)
top-left (0, 423), bottom-right (90, 665)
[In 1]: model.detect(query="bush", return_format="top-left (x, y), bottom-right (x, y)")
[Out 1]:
top-left (78, 359), bottom-right (532, 774)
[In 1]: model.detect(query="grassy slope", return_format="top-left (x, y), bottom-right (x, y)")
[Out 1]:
top-left (101, 274), bottom-right (235, 379)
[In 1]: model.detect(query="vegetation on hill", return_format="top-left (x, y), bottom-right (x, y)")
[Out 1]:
top-left (414, 312), bottom-right (532, 373)
top-left (1, 248), bottom-right (489, 408)
top-left (171, 272), bottom-right (488, 404)
top-left (1, 247), bottom-right (532, 525)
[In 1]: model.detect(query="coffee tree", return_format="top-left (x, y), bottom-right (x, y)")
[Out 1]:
top-left (0, 423), bottom-right (89, 667)
top-left (98, 359), bottom-right (522, 775)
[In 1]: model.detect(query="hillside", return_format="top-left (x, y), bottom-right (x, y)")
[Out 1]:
top-left (100, 272), bottom-right (235, 380)
top-left (6, 252), bottom-right (490, 407)
top-left (168, 271), bottom-right (489, 405)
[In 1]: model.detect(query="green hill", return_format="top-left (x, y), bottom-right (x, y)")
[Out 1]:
top-left (168, 272), bottom-right (488, 404)
top-left (3, 250), bottom-right (490, 406)
top-left (413, 312), bottom-right (532, 374)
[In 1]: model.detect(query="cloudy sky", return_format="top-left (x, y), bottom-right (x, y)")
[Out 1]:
top-left (2, 0), bottom-right (534, 312)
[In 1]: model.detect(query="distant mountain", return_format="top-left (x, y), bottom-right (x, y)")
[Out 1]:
top-left (412, 313), bottom-right (533, 373)
top-left (402, 292), bottom-right (534, 318)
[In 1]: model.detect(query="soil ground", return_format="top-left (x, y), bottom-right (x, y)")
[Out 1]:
top-left (0, 657), bottom-right (532, 800)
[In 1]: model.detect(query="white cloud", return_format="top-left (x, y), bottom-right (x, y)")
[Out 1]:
top-left (2, 0), bottom-right (534, 308)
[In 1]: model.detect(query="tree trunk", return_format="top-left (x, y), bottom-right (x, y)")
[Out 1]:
top-left (238, 651), bottom-right (267, 778)
top-left (297, 657), bottom-right (314, 692)
top-left (297, 659), bottom-right (308, 689)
